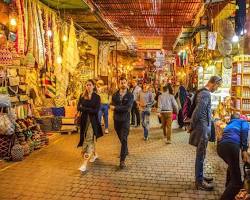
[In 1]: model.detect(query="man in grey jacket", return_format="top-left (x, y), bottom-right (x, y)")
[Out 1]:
top-left (189, 76), bottom-right (222, 191)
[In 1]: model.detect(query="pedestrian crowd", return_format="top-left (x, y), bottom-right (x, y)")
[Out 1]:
top-left (75, 75), bottom-right (249, 200)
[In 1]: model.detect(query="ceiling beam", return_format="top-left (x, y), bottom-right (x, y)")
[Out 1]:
top-left (94, 0), bottom-right (202, 4)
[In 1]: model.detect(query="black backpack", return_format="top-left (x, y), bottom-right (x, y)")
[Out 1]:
top-left (188, 88), bottom-right (207, 119)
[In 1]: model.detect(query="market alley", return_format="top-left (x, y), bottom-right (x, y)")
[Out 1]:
top-left (0, 125), bottom-right (226, 200)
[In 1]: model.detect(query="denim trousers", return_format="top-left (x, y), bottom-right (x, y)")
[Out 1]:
top-left (98, 104), bottom-right (109, 129)
top-left (141, 111), bottom-right (150, 138)
top-left (195, 138), bottom-right (208, 183)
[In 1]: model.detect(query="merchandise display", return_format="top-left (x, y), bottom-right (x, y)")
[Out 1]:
top-left (231, 55), bottom-right (250, 114)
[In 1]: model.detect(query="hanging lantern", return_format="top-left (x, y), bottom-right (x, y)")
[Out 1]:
top-left (62, 35), bottom-right (67, 42)
top-left (47, 30), bottom-right (52, 37)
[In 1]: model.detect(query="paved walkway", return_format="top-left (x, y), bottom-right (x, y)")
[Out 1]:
top-left (0, 122), bottom-right (226, 200)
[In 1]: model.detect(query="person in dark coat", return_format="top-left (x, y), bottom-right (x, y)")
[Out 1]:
top-left (189, 76), bottom-right (222, 191)
top-left (77, 79), bottom-right (103, 173)
top-left (110, 77), bottom-right (134, 169)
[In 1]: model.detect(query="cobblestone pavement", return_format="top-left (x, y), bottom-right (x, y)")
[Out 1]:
top-left (0, 122), bottom-right (227, 200)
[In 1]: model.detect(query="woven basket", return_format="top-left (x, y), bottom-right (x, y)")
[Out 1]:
top-left (0, 134), bottom-right (15, 159)
top-left (11, 140), bottom-right (24, 161)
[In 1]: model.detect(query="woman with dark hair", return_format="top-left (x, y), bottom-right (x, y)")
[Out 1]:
top-left (175, 84), bottom-right (187, 129)
top-left (77, 79), bottom-right (103, 173)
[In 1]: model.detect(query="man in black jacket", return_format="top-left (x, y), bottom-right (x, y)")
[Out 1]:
top-left (111, 77), bottom-right (134, 169)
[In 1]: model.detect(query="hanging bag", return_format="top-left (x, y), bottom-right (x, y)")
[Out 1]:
top-left (0, 108), bottom-right (15, 135)
top-left (0, 78), bottom-right (8, 94)
top-left (9, 76), bottom-right (20, 86)
top-left (0, 92), bottom-right (10, 108)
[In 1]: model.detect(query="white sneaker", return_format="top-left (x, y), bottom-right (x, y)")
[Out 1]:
top-left (163, 138), bottom-right (168, 144)
top-left (165, 140), bottom-right (172, 144)
top-left (89, 154), bottom-right (98, 163)
top-left (105, 129), bottom-right (109, 134)
top-left (78, 163), bottom-right (87, 172)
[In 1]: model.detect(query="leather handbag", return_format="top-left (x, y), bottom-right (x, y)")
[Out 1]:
top-left (0, 108), bottom-right (15, 135)
top-left (18, 68), bottom-right (26, 76)
top-left (10, 96), bottom-right (19, 103)
top-left (18, 85), bottom-right (26, 94)
top-left (9, 76), bottom-right (20, 86)
top-left (7, 68), bottom-right (17, 77)
top-left (8, 86), bottom-right (18, 96)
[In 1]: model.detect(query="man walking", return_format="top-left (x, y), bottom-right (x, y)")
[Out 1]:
top-left (111, 77), bottom-right (134, 169)
top-left (189, 76), bottom-right (222, 191)
top-left (131, 80), bottom-right (141, 127)
top-left (137, 83), bottom-right (155, 140)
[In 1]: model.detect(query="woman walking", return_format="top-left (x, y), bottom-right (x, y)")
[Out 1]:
top-left (77, 79), bottom-right (103, 173)
top-left (137, 83), bottom-right (155, 140)
top-left (158, 84), bottom-right (178, 144)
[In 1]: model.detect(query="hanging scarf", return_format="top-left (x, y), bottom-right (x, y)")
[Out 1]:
top-left (64, 19), bottom-right (79, 74)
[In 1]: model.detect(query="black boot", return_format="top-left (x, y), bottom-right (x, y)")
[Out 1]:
top-left (195, 181), bottom-right (214, 191)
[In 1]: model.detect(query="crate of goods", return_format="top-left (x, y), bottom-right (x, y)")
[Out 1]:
top-left (36, 117), bottom-right (53, 132)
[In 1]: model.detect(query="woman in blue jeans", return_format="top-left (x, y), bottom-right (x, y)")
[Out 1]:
top-left (137, 83), bottom-right (155, 140)
top-left (217, 113), bottom-right (249, 200)
top-left (97, 80), bottom-right (110, 134)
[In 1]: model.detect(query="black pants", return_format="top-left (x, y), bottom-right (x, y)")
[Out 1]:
top-left (217, 142), bottom-right (243, 200)
top-left (177, 108), bottom-right (184, 128)
top-left (131, 101), bottom-right (140, 125)
top-left (114, 120), bottom-right (129, 162)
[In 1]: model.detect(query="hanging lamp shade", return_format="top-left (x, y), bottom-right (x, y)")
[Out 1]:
top-left (219, 20), bottom-right (235, 40)
top-left (218, 39), bottom-right (232, 56)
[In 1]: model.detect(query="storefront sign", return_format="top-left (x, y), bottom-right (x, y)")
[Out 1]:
top-left (137, 37), bottom-right (163, 49)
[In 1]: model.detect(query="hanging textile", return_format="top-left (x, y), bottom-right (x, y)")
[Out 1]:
top-left (63, 19), bottom-right (79, 74)
top-left (32, 2), bottom-right (45, 68)
top-left (52, 14), bottom-right (61, 74)
top-left (26, 0), bottom-right (34, 55)
top-left (16, 0), bottom-right (26, 55)
top-left (42, 9), bottom-right (53, 71)
top-left (44, 73), bottom-right (56, 98)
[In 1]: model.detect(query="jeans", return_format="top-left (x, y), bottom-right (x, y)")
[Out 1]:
top-left (141, 111), bottom-right (150, 138)
top-left (114, 120), bottom-right (129, 162)
top-left (161, 112), bottom-right (173, 140)
top-left (217, 142), bottom-right (243, 200)
top-left (195, 138), bottom-right (208, 183)
top-left (131, 101), bottom-right (140, 125)
top-left (98, 104), bottom-right (109, 129)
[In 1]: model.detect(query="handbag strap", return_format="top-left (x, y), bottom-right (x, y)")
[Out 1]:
top-left (8, 86), bottom-right (19, 94)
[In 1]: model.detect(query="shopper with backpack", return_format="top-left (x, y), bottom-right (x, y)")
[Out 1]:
top-left (189, 76), bottom-right (222, 191)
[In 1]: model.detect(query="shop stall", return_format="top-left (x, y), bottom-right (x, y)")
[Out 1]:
top-left (0, 0), bottom-right (97, 161)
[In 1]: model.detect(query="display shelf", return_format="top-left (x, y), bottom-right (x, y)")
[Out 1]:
top-left (231, 55), bottom-right (250, 115)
